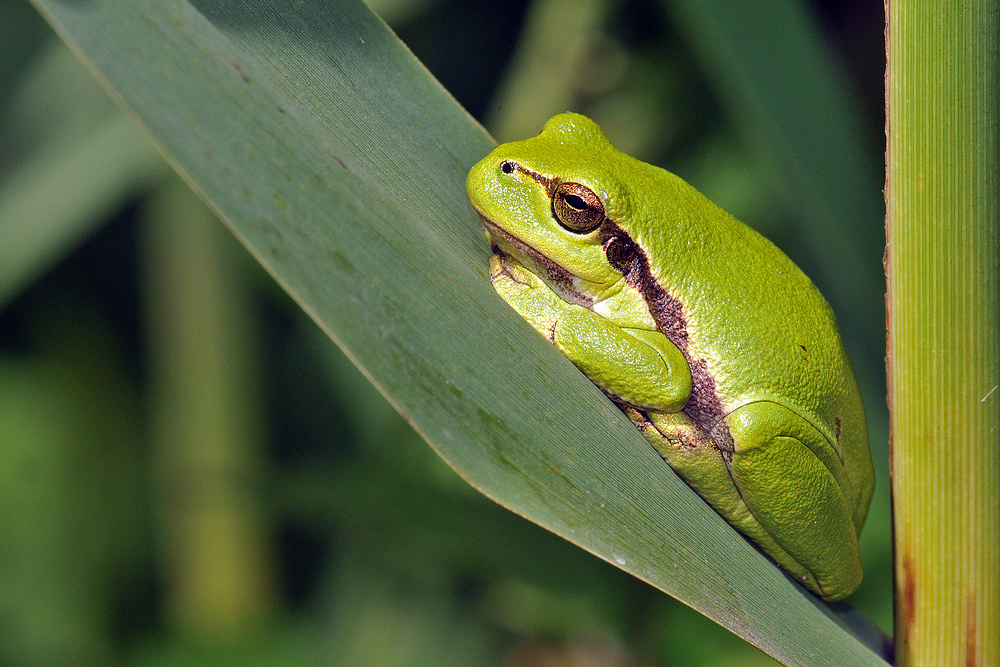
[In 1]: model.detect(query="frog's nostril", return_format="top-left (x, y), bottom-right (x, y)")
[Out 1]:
top-left (500, 160), bottom-right (515, 174)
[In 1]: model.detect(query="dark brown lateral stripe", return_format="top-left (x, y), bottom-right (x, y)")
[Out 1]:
top-left (511, 162), bottom-right (556, 194)
top-left (598, 220), bottom-right (726, 438)
top-left (495, 161), bottom-right (726, 440)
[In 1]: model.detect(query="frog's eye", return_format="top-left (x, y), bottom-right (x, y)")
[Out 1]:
top-left (553, 182), bottom-right (604, 234)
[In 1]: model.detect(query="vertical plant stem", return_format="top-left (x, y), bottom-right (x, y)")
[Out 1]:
top-left (886, 3), bottom-right (1000, 665)
top-left (142, 176), bottom-right (274, 640)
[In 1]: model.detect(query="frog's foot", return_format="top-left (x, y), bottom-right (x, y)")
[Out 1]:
top-left (622, 407), bottom-right (807, 584)
top-left (490, 252), bottom-right (541, 289)
top-left (624, 403), bottom-right (861, 600)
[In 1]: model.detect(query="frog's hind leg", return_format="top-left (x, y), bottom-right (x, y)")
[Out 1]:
top-left (623, 406), bottom-right (821, 596)
top-left (723, 401), bottom-right (862, 600)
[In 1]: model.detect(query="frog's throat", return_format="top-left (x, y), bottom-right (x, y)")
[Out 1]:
top-left (479, 215), bottom-right (595, 308)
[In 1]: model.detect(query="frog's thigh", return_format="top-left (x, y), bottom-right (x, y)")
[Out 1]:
top-left (725, 402), bottom-right (862, 599)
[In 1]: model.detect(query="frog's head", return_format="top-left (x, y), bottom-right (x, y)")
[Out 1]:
top-left (467, 113), bottom-right (642, 306)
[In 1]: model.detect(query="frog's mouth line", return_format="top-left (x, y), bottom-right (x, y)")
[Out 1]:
top-left (477, 213), bottom-right (596, 308)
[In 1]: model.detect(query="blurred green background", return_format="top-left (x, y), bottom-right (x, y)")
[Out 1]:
top-left (0, 0), bottom-right (887, 665)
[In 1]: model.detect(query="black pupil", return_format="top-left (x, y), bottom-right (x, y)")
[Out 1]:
top-left (563, 194), bottom-right (588, 210)
top-left (500, 161), bottom-right (515, 174)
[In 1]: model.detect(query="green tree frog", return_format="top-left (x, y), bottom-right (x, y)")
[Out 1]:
top-left (466, 113), bottom-right (875, 601)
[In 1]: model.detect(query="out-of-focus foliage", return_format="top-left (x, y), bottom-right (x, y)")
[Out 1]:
top-left (0, 0), bottom-right (888, 665)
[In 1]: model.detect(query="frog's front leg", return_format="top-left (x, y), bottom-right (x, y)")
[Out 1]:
top-left (490, 254), bottom-right (691, 412)
top-left (628, 401), bottom-right (862, 600)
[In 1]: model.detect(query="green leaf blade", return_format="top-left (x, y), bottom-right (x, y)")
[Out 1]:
top-left (29, 1), bottom-right (887, 664)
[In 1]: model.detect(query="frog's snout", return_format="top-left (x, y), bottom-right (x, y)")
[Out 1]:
top-left (465, 153), bottom-right (497, 201)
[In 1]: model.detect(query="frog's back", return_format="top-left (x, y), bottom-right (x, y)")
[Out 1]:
top-left (623, 165), bottom-right (867, 485)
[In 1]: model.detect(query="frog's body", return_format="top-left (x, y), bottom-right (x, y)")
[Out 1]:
top-left (467, 113), bottom-right (874, 601)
